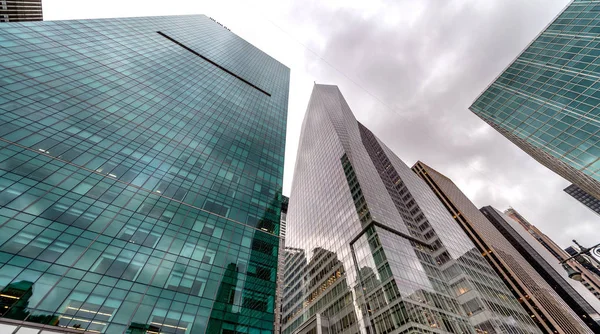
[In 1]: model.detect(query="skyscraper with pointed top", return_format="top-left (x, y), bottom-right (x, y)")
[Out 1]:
top-left (413, 161), bottom-right (599, 333)
top-left (282, 84), bottom-right (540, 334)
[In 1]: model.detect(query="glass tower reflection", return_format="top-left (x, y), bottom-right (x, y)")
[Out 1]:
top-left (414, 161), bottom-right (597, 333)
top-left (0, 15), bottom-right (289, 333)
top-left (282, 84), bottom-right (538, 334)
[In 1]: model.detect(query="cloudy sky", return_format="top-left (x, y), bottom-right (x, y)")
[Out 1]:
top-left (44, 0), bottom-right (600, 249)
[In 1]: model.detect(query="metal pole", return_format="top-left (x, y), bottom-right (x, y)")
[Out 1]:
top-left (568, 240), bottom-right (600, 266)
top-left (559, 240), bottom-right (600, 264)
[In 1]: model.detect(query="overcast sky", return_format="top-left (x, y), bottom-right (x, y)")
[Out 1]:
top-left (43, 0), bottom-right (600, 250)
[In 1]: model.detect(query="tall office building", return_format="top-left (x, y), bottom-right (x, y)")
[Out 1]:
top-left (504, 208), bottom-right (532, 230)
top-left (0, 0), bottom-right (42, 22)
top-left (279, 196), bottom-right (288, 242)
top-left (274, 195), bottom-right (288, 334)
top-left (504, 208), bottom-right (565, 261)
top-left (412, 161), bottom-right (598, 333)
top-left (481, 207), bottom-right (600, 331)
top-left (282, 84), bottom-right (539, 334)
top-left (470, 0), bottom-right (600, 200)
top-left (564, 183), bottom-right (600, 216)
top-left (504, 208), bottom-right (600, 301)
top-left (0, 15), bottom-right (289, 333)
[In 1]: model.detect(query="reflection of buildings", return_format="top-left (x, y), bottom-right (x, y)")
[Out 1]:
top-left (126, 322), bottom-right (161, 334)
top-left (413, 161), bottom-right (595, 333)
top-left (447, 248), bottom-right (540, 333)
top-left (469, 0), bottom-right (600, 201)
top-left (281, 247), bottom-right (306, 330)
top-left (283, 84), bottom-right (537, 334)
top-left (0, 281), bottom-right (33, 318)
top-left (207, 263), bottom-right (241, 333)
top-left (413, 162), bottom-right (541, 333)
top-left (0, 281), bottom-right (59, 326)
top-left (209, 192), bottom-right (282, 333)
top-left (505, 207), bottom-right (600, 302)
top-left (564, 184), bottom-right (600, 216)
top-left (282, 247), bottom-right (355, 334)
top-left (0, 15), bottom-right (288, 333)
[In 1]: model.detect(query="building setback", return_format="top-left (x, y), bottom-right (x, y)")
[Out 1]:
top-left (0, 15), bottom-right (289, 333)
top-left (470, 0), bottom-right (600, 200)
top-left (412, 161), bottom-right (597, 333)
top-left (564, 183), bottom-right (600, 216)
top-left (282, 84), bottom-right (539, 334)
top-left (0, 0), bottom-right (42, 22)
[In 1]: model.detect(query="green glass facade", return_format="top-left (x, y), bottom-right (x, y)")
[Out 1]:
top-left (470, 0), bottom-right (600, 199)
top-left (0, 15), bottom-right (289, 333)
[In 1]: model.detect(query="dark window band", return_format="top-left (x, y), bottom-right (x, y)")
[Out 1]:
top-left (157, 31), bottom-right (271, 97)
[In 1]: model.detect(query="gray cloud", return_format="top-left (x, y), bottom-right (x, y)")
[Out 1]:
top-left (281, 0), bottom-right (600, 249)
top-left (42, 0), bottom-right (598, 281)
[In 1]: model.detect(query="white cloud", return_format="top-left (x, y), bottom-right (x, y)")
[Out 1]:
top-left (43, 0), bottom-right (599, 260)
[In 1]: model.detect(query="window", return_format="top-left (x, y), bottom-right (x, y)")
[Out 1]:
top-left (118, 226), bottom-right (160, 248)
top-left (2, 232), bottom-right (69, 262)
top-left (59, 299), bottom-right (116, 333)
top-left (203, 200), bottom-right (229, 216)
top-left (451, 279), bottom-right (471, 296)
top-left (166, 271), bottom-right (206, 296)
top-left (180, 243), bottom-right (215, 264)
top-left (150, 315), bottom-right (189, 334)
top-left (92, 255), bottom-right (142, 280)
top-left (462, 298), bottom-right (483, 316)
top-left (41, 202), bottom-right (98, 229)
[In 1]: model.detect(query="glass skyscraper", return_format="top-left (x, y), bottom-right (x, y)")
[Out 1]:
top-left (470, 0), bottom-right (600, 200)
top-left (413, 161), bottom-right (598, 333)
top-left (564, 183), bottom-right (600, 215)
top-left (0, 15), bottom-right (289, 333)
top-left (282, 84), bottom-right (539, 334)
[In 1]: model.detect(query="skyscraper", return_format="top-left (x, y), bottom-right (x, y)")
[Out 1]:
top-left (282, 84), bottom-right (539, 334)
top-left (564, 183), bottom-right (600, 216)
top-left (481, 207), bottom-right (600, 331)
top-left (274, 195), bottom-right (288, 334)
top-left (504, 208), bottom-right (532, 230)
top-left (412, 161), bottom-right (598, 333)
top-left (0, 15), bottom-right (289, 333)
top-left (0, 0), bottom-right (43, 22)
top-left (504, 207), bottom-right (600, 302)
top-left (470, 0), bottom-right (600, 200)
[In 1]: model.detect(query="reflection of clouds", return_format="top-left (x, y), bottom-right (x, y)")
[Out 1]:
top-left (281, 0), bottom-right (597, 248)
top-left (377, 230), bottom-right (434, 295)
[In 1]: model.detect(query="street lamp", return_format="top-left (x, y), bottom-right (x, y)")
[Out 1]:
top-left (559, 239), bottom-right (600, 281)
top-left (562, 263), bottom-right (582, 281)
